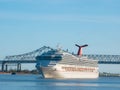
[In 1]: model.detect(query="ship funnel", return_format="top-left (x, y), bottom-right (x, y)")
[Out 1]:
top-left (75, 44), bottom-right (88, 56)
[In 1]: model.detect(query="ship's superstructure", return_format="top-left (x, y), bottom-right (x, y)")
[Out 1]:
top-left (36, 45), bottom-right (99, 79)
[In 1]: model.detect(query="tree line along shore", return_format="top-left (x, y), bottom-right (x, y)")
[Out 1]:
top-left (0, 69), bottom-right (39, 74)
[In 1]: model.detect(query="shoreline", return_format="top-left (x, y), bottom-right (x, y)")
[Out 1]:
top-left (0, 71), bottom-right (120, 77)
top-left (99, 72), bottom-right (120, 77)
top-left (0, 70), bottom-right (39, 75)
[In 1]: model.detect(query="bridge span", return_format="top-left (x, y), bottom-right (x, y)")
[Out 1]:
top-left (84, 54), bottom-right (120, 64)
top-left (0, 46), bottom-right (120, 71)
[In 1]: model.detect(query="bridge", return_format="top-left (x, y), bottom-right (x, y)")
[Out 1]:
top-left (0, 46), bottom-right (120, 72)
top-left (84, 54), bottom-right (120, 64)
top-left (0, 46), bottom-right (53, 71)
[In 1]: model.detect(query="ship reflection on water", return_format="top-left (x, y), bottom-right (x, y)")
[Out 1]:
top-left (0, 75), bottom-right (120, 90)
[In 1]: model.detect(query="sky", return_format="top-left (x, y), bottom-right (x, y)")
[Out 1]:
top-left (0, 0), bottom-right (120, 72)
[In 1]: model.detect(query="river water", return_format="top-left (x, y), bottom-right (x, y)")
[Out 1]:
top-left (0, 74), bottom-right (120, 90)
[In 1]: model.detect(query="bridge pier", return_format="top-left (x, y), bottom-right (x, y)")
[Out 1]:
top-left (5, 64), bottom-right (8, 72)
top-left (1, 62), bottom-right (8, 72)
top-left (1, 62), bottom-right (22, 72)
top-left (1, 62), bottom-right (5, 72)
top-left (17, 63), bottom-right (21, 72)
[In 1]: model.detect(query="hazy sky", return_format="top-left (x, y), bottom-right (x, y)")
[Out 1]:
top-left (0, 0), bottom-right (120, 72)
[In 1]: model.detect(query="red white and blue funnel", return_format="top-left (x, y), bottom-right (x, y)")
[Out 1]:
top-left (75, 44), bottom-right (88, 56)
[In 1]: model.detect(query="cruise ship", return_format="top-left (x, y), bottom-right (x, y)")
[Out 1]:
top-left (36, 44), bottom-right (99, 79)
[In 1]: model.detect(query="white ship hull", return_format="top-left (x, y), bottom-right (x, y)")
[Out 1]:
top-left (40, 64), bottom-right (99, 79)
top-left (36, 46), bottom-right (99, 79)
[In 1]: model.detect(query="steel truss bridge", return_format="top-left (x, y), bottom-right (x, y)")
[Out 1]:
top-left (0, 46), bottom-right (120, 71)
